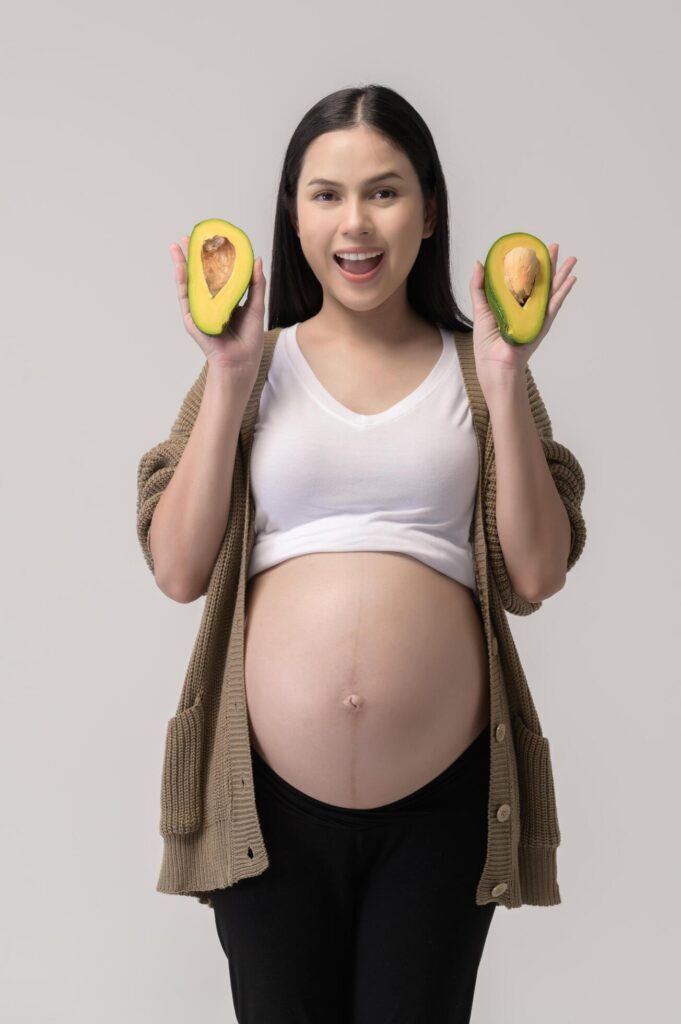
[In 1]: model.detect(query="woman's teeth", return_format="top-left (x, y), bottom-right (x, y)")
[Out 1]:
top-left (334, 252), bottom-right (384, 274)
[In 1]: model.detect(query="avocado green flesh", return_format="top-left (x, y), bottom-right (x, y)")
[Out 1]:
top-left (186, 218), bottom-right (254, 336)
top-left (483, 232), bottom-right (551, 345)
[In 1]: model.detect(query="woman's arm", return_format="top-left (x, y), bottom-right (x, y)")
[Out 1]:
top-left (136, 361), bottom-right (254, 602)
top-left (487, 371), bottom-right (572, 601)
top-left (482, 363), bottom-right (587, 615)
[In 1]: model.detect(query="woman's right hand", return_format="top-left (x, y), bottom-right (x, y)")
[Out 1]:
top-left (170, 235), bottom-right (266, 376)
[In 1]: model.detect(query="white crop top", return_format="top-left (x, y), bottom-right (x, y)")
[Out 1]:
top-left (246, 322), bottom-right (479, 600)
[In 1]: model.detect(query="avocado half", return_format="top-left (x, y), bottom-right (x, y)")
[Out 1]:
top-left (187, 218), bottom-right (254, 336)
top-left (483, 232), bottom-right (552, 345)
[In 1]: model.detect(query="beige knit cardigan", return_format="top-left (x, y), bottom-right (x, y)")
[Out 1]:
top-left (136, 326), bottom-right (587, 910)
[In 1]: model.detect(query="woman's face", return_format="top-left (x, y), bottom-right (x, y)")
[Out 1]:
top-left (292, 125), bottom-right (436, 315)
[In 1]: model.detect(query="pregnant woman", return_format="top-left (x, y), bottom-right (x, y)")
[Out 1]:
top-left (138, 84), bottom-right (585, 1024)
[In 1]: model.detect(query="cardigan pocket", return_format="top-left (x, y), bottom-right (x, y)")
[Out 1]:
top-left (511, 712), bottom-right (561, 847)
top-left (159, 700), bottom-right (205, 836)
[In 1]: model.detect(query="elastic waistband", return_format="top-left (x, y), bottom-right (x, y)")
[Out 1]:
top-left (250, 722), bottom-right (490, 828)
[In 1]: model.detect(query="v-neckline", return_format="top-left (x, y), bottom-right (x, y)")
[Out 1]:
top-left (285, 321), bottom-right (452, 429)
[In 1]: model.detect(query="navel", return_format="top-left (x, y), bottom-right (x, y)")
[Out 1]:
top-left (343, 693), bottom-right (363, 710)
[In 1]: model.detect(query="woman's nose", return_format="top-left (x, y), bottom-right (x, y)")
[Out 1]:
top-left (339, 200), bottom-right (374, 235)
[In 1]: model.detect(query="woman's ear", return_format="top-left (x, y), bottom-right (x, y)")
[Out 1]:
top-left (423, 197), bottom-right (437, 239)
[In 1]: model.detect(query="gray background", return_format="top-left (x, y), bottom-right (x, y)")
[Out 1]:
top-left (3, 0), bottom-right (679, 1020)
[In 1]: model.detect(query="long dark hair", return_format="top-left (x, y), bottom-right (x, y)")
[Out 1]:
top-left (267, 84), bottom-right (473, 336)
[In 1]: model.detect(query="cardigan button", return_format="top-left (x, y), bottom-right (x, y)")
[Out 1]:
top-left (491, 882), bottom-right (508, 898)
top-left (495, 723), bottom-right (506, 741)
top-left (496, 803), bottom-right (511, 822)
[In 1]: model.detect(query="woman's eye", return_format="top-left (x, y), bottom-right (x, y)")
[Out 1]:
top-left (314, 189), bottom-right (397, 202)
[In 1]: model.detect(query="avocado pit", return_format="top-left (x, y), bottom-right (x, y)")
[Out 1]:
top-left (503, 246), bottom-right (539, 307)
top-left (201, 235), bottom-right (237, 297)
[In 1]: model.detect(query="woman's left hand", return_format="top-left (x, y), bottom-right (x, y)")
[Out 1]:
top-left (469, 242), bottom-right (577, 387)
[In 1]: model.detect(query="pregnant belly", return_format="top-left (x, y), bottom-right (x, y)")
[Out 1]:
top-left (244, 551), bottom-right (490, 809)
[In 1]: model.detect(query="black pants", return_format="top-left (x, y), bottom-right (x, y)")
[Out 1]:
top-left (209, 722), bottom-right (495, 1024)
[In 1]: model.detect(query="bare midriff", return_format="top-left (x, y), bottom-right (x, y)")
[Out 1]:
top-left (244, 551), bottom-right (490, 809)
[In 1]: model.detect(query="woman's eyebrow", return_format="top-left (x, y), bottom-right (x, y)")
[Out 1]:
top-left (305, 171), bottom-right (405, 188)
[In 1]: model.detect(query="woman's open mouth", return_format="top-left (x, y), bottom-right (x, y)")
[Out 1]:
top-left (333, 251), bottom-right (385, 283)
